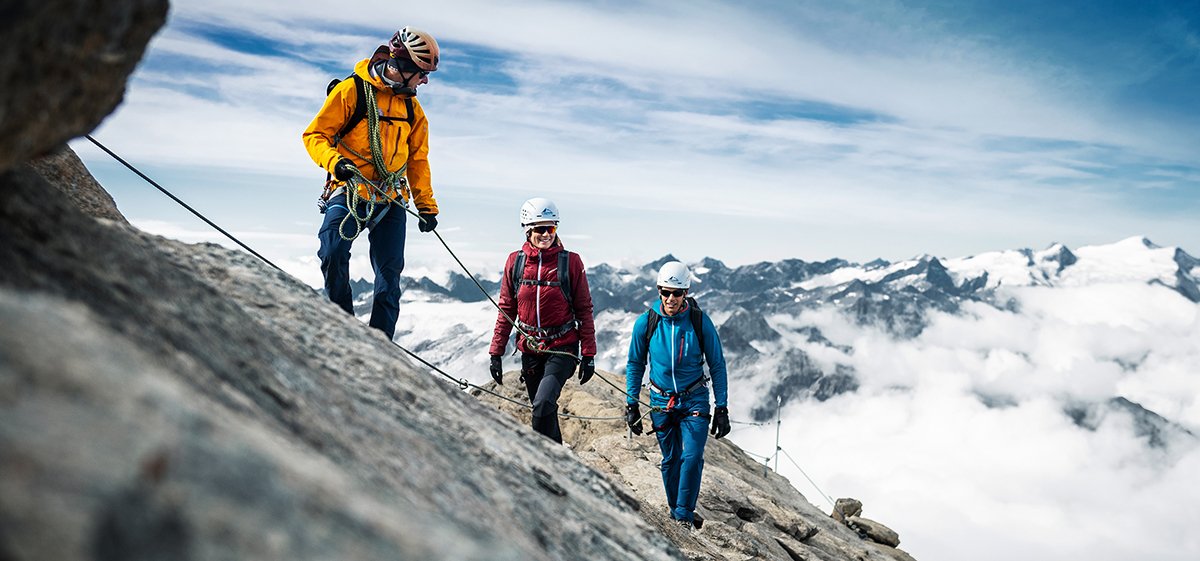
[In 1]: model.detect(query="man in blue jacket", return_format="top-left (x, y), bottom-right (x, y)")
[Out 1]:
top-left (625, 261), bottom-right (730, 530)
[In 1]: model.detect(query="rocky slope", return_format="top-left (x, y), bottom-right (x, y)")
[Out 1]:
top-left (479, 376), bottom-right (916, 561)
top-left (0, 2), bottom-right (915, 559)
top-left (0, 143), bottom-right (916, 561)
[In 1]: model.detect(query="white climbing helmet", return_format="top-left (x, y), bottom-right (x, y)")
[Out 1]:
top-left (520, 198), bottom-right (560, 232)
top-left (657, 261), bottom-right (691, 290)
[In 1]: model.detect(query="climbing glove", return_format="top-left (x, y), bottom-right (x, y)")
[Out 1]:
top-left (578, 356), bottom-right (595, 385)
top-left (625, 403), bottom-right (643, 435)
top-left (489, 355), bottom-right (503, 385)
top-left (417, 213), bottom-right (438, 232)
top-left (710, 406), bottom-right (731, 439)
top-left (333, 158), bottom-right (357, 181)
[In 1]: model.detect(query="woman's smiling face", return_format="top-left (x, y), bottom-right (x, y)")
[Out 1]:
top-left (528, 223), bottom-right (557, 249)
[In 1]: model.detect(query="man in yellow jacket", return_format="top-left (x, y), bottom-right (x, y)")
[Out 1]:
top-left (302, 27), bottom-right (440, 339)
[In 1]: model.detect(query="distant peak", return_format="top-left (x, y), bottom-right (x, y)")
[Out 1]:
top-left (1117, 235), bottom-right (1159, 249)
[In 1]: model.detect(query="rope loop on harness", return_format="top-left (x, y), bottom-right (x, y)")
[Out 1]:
top-left (333, 79), bottom-right (413, 242)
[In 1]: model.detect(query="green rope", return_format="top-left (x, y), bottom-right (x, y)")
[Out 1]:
top-left (335, 79), bottom-right (410, 242)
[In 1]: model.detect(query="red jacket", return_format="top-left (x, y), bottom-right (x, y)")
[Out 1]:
top-left (490, 241), bottom-right (597, 356)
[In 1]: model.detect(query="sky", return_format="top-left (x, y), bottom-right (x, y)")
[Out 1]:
top-left (69, 0), bottom-right (1200, 288)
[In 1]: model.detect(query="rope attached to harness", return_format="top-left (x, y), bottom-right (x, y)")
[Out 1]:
top-left (330, 79), bottom-right (413, 241)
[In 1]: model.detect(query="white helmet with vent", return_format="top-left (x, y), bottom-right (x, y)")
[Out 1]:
top-left (520, 198), bottom-right (560, 232)
top-left (656, 261), bottom-right (691, 289)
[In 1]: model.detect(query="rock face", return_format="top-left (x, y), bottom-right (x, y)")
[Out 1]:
top-left (0, 163), bottom-right (684, 561)
top-left (0, 0), bottom-right (167, 171)
top-left (28, 145), bottom-right (128, 224)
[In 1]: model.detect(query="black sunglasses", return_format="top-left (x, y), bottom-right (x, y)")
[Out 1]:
top-left (659, 288), bottom-right (686, 298)
top-left (531, 225), bottom-right (557, 234)
top-left (388, 58), bottom-right (429, 78)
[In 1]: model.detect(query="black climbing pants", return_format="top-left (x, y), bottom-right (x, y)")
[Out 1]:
top-left (521, 344), bottom-right (579, 444)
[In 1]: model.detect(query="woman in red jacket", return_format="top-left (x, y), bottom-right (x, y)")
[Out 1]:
top-left (489, 198), bottom-right (597, 443)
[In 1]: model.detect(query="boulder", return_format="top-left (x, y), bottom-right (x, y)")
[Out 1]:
top-left (833, 498), bottom-right (863, 521)
top-left (0, 0), bottom-right (167, 171)
top-left (847, 516), bottom-right (901, 548)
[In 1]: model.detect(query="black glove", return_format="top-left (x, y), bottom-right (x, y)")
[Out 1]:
top-left (625, 403), bottom-right (643, 435)
top-left (710, 406), bottom-right (731, 439)
top-left (578, 356), bottom-right (595, 385)
top-left (333, 158), bottom-right (357, 181)
top-left (489, 355), bottom-right (503, 385)
top-left (417, 213), bottom-right (438, 232)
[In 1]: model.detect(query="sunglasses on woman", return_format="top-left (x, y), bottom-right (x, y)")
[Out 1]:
top-left (659, 288), bottom-right (686, 298)
top-left (531, 225), bottom-right (557, 234)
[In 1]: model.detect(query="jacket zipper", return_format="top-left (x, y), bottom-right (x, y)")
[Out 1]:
top-left (535, 252), bottom-right (543, 330)
top-left (389, 97), bottom-right (403, 165)
top-left (669, 321), bottom-right (679, 393)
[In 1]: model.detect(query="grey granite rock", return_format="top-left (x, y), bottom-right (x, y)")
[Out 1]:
top-left (0, 0), bottom-right (167, 171)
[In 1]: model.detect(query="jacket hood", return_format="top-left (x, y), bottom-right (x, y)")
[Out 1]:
top-left (353, 58), bottom-right (388, 90)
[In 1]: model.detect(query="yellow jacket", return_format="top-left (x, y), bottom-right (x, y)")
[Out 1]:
top-left (302, 59), bottom-right (438, 214)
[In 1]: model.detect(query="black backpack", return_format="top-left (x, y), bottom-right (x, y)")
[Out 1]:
top-left (509, 250), bottom-right (573, 307)
top-left (643, 296), bottom-right (706, 364)
top-left (325, 75), bottom-right (415, 147)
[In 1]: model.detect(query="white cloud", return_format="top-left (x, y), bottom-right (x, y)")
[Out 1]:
top-left (732, 278), bottom-right (1200, 561)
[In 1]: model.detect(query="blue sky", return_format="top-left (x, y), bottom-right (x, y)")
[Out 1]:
top-left (71, 0), bottom-right (1200, 287)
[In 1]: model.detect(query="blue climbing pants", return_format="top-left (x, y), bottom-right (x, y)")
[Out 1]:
top-left (317, 193), bottom-right (407, 339)
top-left (650, 387), bottom-right (711, 523)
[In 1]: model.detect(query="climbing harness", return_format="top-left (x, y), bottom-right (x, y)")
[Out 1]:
top-left (652, 410), bottom-right (711, 434)
top-left (650, 378), bottom-right (709, 410)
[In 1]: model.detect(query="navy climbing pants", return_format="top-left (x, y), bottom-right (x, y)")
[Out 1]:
top-left (317, 193), bottom-right (407, 340)
top-left (521, 344), bottom-right (579, 444)
top-left (650, 388), bottom-right (711, 523)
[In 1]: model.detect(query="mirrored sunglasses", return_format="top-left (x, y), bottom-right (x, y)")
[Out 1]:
top-left (531, 225), bottom-right (557, 235)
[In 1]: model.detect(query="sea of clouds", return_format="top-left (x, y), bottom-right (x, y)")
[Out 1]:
top-left (732, 282), bottom-right (1199, 561)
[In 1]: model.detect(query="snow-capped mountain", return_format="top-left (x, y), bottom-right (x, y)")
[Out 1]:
top-left (366, 236), bottom-right (1198, 449)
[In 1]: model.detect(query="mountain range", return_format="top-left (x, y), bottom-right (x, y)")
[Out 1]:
top-left (367, 236), bottom-right (1199, 447)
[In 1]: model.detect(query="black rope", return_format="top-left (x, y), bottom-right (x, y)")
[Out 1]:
top-left (84, 135), bottom-right (284, 273)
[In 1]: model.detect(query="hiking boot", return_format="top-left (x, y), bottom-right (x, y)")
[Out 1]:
top-left (691, 512), bottom-right (704, 530)
top-left (674, 518), bottom-right (694, 532)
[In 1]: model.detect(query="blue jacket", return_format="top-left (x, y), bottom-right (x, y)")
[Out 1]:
top-left (625, 300), bottom-right (728, 408)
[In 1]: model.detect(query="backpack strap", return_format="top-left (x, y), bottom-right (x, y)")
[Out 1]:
top-left (557, 251), bottom-right (572, 308)
top-left (642, 310), bottom-right (660, 354)
top-left (686, 296), bottom-right (706, 364)
top-left (509, 252), bottom-right (527, 300)
top-left (328, 74), bottom-right (368, 145)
